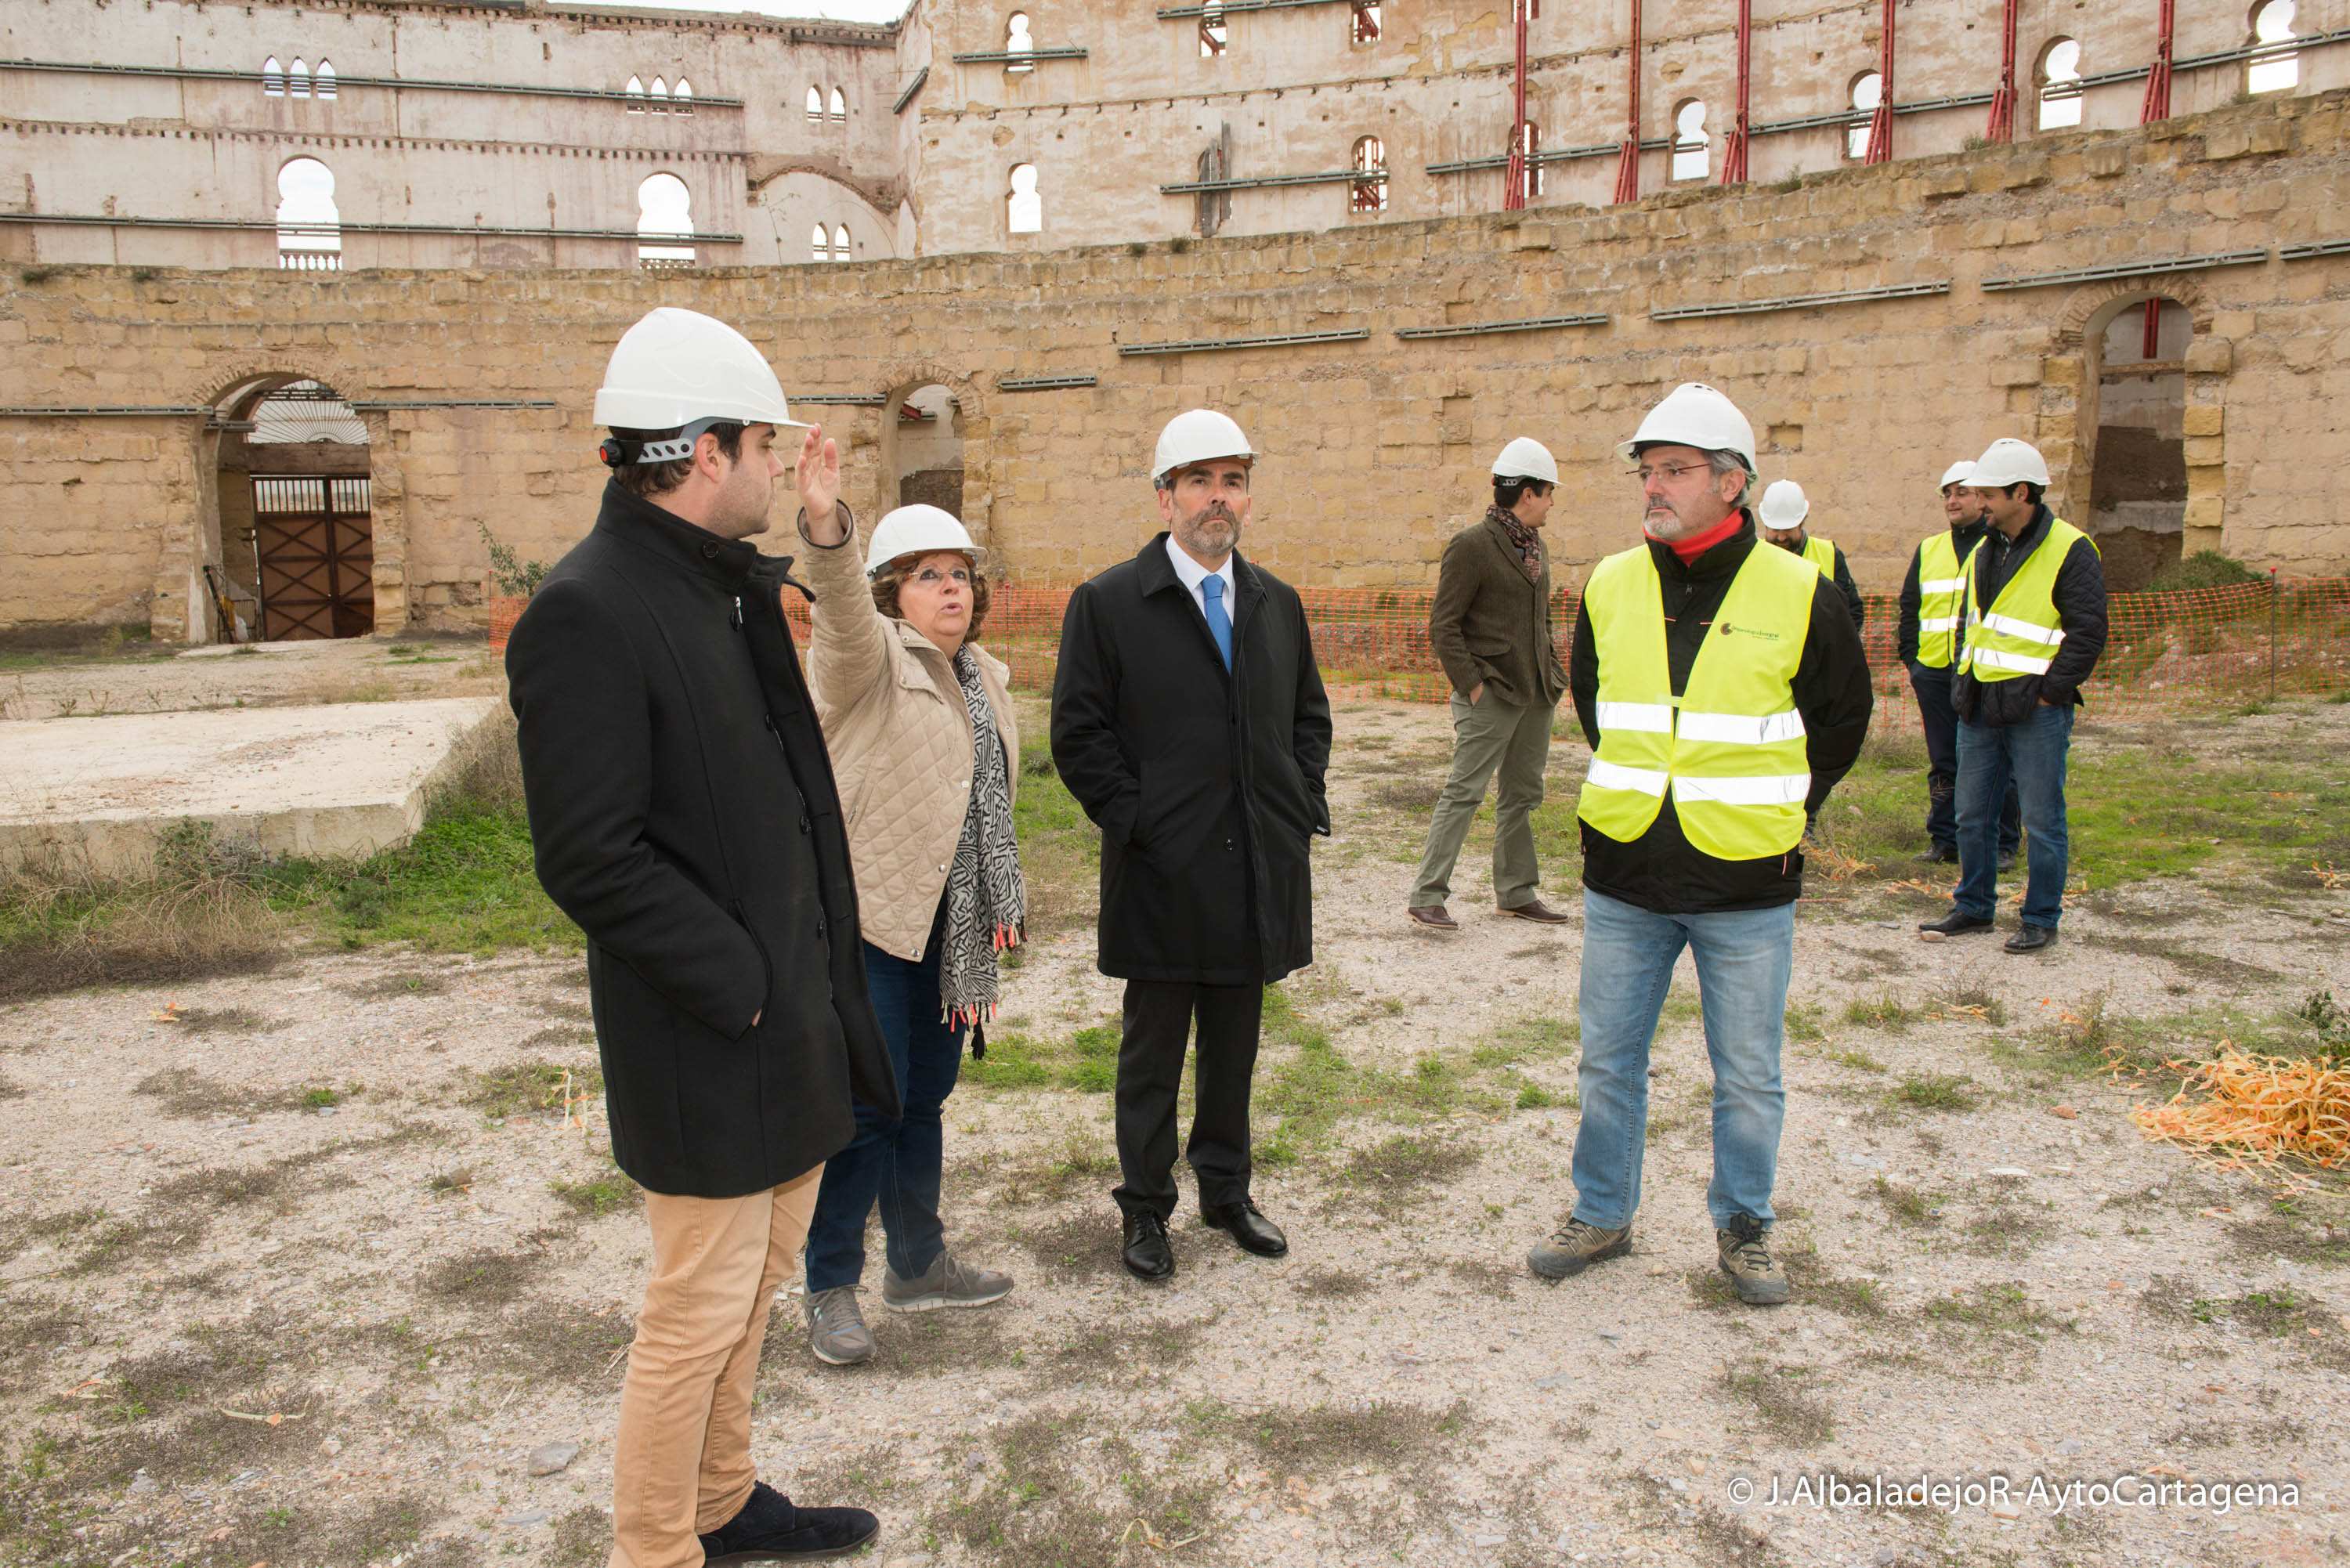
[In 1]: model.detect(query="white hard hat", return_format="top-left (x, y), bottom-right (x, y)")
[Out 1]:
top-left (1756, 479), bottom-right (1810, 529)
top-left (1153, 408), bottom-right (1256, 485)
top-left (594, 307), bottom-right (809, 443)
top-left (1614, 382), bottom-right (1758, 472)
top-left (864, 504), bottom-right (977, 579)
top-left (1969, 438), bottom-right (2051, 489)
top-left (1939, 460), bottom-right (1978, 491)
top-left (1491, 437), bottom-right (1559, 485)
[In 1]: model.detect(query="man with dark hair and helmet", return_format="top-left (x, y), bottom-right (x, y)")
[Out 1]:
top-left (1407, 436), bottom-right (1573, 932)
top-left (1754, 479), bottom-right (1864, 631)
top-left (1050, 409), bottom-right (1332, 1284)
top-left (1899, 461), bottom-right (2019, 869)
top-left (1918, 437), bottom-right (2107, 956)
top-left (507, 306), bottom-right (891, 1566)
top-left (1524, 383), bottom-right (1872, 1307)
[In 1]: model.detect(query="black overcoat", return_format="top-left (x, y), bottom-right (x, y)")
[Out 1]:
top-left (506, 481), bottom-right (899, 1200)
top-left (1050, 534), bottom-right (1332, 986)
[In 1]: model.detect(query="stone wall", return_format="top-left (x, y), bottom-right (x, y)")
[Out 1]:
top-left (2, 86), bottom-right (2347, 641)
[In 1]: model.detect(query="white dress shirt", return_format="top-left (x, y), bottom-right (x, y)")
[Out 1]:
top-left (1163, 533), bottom-right (1240, 629)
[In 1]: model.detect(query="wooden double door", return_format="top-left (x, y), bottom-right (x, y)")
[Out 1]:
top-left (251, 475), bottom-right (375, 640)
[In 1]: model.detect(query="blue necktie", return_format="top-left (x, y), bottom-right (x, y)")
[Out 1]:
top-left (1201, 573), bottom-right (1233, 670)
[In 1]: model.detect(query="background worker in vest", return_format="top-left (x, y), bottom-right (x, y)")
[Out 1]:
top-left (1527, 384), bottom-right (1871, 1306)
top-left (1408, 437), bottom-right (1572, 930)
top-left (1899, 461), bottom-right (2019, 868)
top-left (1755, 479), bottom-right (1864, 630)
top-left (1919, 438), bottom-right (2106, 954)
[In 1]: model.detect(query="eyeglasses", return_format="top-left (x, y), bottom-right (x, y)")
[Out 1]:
top-left (909, 565), bottom-right (972, 587)
top-left (1634, 462), bottom-right (1711, 485)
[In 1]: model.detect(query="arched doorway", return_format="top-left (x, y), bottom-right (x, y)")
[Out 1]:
top-left (2086, 297), bottom-right (2189, 591)
top-left (213, 378), bottom-right (376, 639)
top-left (888, 384), bottom-right (965, 517)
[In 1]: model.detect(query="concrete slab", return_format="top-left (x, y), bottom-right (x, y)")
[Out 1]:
top-left (0, 697), bottom-right (504, 876)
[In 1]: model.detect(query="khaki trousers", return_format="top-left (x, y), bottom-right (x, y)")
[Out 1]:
top-left (609, 1169), bottom-right (822, 1568)
top-left (1410, 688), bottom-right (1558, 910)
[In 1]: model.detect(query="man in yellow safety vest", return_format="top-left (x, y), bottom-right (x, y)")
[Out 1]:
top-left (1524, 384), bottom-right (1872, 1306)
top-left (1918, 438), bottom-right (2107, 954)
top-left (1755, 479), bottom-right (1864, 631)
top-left (1898, 461), bottom-right (2019, 867)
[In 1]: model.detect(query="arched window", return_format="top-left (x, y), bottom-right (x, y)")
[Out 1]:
top-left (812, 222), bottom-right (848, 262)
top-left (637, 172), bottom-right (696, 269)
top-left (315, 60), bottom-right (336, 99)
top-left (1007, 163), bottom-right (1042, 233)
top-left (289, 57), bottom-right (310, 98)
top-left (1351, 2), bottom-right (1381, 45)
top-left (1350, 135), bottom-right (1387, 212)
top-left (2037, 39), bottom-right (2082, 130)
top-left (1846, 72), bottom-right (1882, 160)
top-left (1199, 3), bottom-right (1227, 56)
top-left (805, 85), bottom-right (825, 121)
top-left (830, 86), bottom-right (847, 121)
top-left (1006, 13), bottom-right (1036, 74)
top-left (650, 75), bottom-right (669, 112)
top-left (1672, 99), bottom-right (1709, 181)
top-left (276, 157), bottom-right (342, 269)
top-left (1516, 121), bottom-right (1543, 200)
top-left (833, 223), bottom-right (851, 259)
top-left (2249, 2), bottom-right (2300, 94)
top-left (628, 75), bottom-right (649, 113)
top-left (263, 56), bottom-right (285, 96)
top-left (672, 78), bottom-right (692, 114)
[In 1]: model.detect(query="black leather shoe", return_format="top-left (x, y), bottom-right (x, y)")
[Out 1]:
top-left (2005, 925), bottom-right (2058, 954)
top-left (1201, 1198), bottom-right (1289, 1257)
top-left (1121, 1210), bottom-right (1174, 1281)
top-left (699, 1480), bottom-right (879, 1563)
top-left (1914, 844), bottom-right (1958, 865)
top-left (1997, 850), bottom-right (2019, 873)
top-left (1917, 911), bottom-right (1995, 936)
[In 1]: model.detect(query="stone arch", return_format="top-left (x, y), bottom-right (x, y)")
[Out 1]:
top-left (2044, 277), bottom-right (2224, 560)
top-left (875, 367), bottom-right (987, 549)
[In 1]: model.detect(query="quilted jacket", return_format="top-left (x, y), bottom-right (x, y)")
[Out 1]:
top-left (797, 513), bottom-right (1018, 963)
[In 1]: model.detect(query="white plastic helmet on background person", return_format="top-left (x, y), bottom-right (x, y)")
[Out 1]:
top-left (1152, 408), bottom-right (1256, 485)
top-left (1940, 460), bottom-right (1978, 492)
top-left (1969, 438), bottom-right (2052, 489)
top-left (864, 504), bottom-right (978, 579)
top-left (1757, 479), bottom-right (1811, 529)
top-left (593, 308), bottom-right (808, 463)
top-left (1614, 382), bottom-right (1759, 472)
top-left (1491, 437), bottom-right (1560, 485)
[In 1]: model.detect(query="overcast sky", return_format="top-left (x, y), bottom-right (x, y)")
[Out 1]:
top-left (602, 0), bottom-right (911, 19)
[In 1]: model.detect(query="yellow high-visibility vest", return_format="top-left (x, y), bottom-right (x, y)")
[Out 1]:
top-left (1799, 534), bottom-right (1835, 578)
top-left (1913, 530), bottom-right (1966, 669)
top-left (1958, 516), bottom-right (2094, 682)
top-left (1575, 541), bottom-right (1817, 861)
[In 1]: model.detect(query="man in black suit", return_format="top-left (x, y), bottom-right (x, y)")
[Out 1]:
top-left (1050, 408), bottom-right (1333, 1281)
top-left (506, 307), bottom-right (895, 1567)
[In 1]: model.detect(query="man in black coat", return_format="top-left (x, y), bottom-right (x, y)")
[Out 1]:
top-left (1050, 408), bottom-right (1332, 1281)
top-left (506, 307), bottom-right (894, 1568)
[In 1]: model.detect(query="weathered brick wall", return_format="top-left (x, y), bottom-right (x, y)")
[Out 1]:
top-left (2, 87), bottom-right (2345, 640)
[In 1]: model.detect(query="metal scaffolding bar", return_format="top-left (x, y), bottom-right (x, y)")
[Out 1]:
top-left (1722, 0), bottom-right (1752, 184)
top-left (950, 47), bottom-right (1087, 63)
top-left (1612, 0), bottom-right (1642, 205)
top-left (891, 67), bottom-right (929, 115)
top-left (1156, 0), bottom-right (1350, 17)
top-left (348, 399), bottom-right (558, 410)
top-left (996, 374), bottom-right (1099, 392)
top-left (2280, 237), bottom-right (2350, 262)
top-left (0, 404), bottom-right (214, 417)
top-left (1651, 280), bottom-right (1950, 321)
top-left (1863, 0), bottom-right (1895, 164)
top-left (788, 394), bottom-right (891, 406)
top-left (1504, 0), bottom-right (1530, 211)
top-left (0, 213), bottom-right (742, 243)
top-left (1394, 313), bottom-right (1610, 340)
top-left (1979, 249), bottom-right (2269, 291)
top-left (1160, 169), bottom-right (1384, 193)
top-left (1987, 0), bottom-right (2019, 143)
top-left (1, 56), bottom-right (749, 105)
top-left (2142, 0), bottom-right (2176, 121)
top-left (1118, 327), bottom-right (1369, 356)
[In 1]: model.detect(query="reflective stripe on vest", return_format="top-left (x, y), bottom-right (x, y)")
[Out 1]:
top-left (1957, 515), bottom-right (2094, 685)
top-left (1799, 535), bottom-right (1835, 578)
top-left (1914, 530), bottom-right (1966, 668)
top-left (1575, 540), bottom-right (1817, 861)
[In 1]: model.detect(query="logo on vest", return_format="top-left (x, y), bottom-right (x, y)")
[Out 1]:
top-left (1716, 621), bottom-right (1781, 642)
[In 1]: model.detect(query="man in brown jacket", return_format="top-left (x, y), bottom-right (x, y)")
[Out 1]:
top-left (1408, 439), bottom-right (1572, 929)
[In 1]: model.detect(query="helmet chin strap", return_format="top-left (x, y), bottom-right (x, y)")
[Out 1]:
top-left (598, 417), bottom-right (730, 468)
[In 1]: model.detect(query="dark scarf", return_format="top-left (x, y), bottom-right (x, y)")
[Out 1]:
top-left (1488, 504), bottom-right (1542, 582)
top-left (939, 648), bottom-right (1025, 1028)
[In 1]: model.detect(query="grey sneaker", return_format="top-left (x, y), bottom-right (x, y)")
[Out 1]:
top-left (1716, 1216), bottom-right (1790, 1306)
top-left (804, 1285), bottom-right (875, 1365)
top-left (1527, 1217), bottom-right (1633, 1281)
top-left (881, 1252), bottom-right (1014, 1313)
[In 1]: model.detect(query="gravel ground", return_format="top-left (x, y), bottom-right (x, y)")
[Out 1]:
top-left (2, 686), bottom-right (2346, 1568)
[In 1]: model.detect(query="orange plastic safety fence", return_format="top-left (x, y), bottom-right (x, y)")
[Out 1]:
top-left (780, 577), bottom-right (2350, 724)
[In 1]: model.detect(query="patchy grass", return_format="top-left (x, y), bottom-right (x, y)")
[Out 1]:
top-left (1470, 1013), bottom-right (1579, 1068)
top-left (338, 970), bottom-right (450, 999)
top-left (964, 1023), bottom-right (1119, 1093)
top-left (1890, 1073), bottom-right (1981, 1112)
top-left (1337, 1134), bottom-right (1480, 1212)
top-left (1844, 992), bottom-right (1923, 1031)
top-left (1871, 1176), bottom-right (1943, 1227)
top-left (551, 1165), bottom-right (642, 1218)
top-left (1189, 1396), bottom-right (1472, 1475)
top-left (1257, 987), bottom-right (1494, 1162)
top-left (1717, 1362), bottom-right (1835, 1447)
top-left (1784, 1002), bottom-right (1828, 1046)
top-left (1924, 1281), bottom-right (2064, 1338)
top-left (468, 1059), bottom-right (602, 1120)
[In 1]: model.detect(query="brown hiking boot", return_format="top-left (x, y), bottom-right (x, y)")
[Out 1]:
top-left (1526, 1217), bottom-right (1632, 1281)
top-left (1406, 905), bottom-right (1458, 930)
top-left (1716, 1216), bottom-right (1789, 1305)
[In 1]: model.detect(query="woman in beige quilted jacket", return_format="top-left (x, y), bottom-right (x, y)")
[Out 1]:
top-left (792, 494), bottom-right (1025, 1367)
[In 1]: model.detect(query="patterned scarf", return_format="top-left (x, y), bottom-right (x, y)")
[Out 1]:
top-left (1489, 503), bottom-right (1542, 582)
top-left (940, 647), bottom-right (1026, 1028)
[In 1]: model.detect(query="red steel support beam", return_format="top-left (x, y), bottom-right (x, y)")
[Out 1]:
top-left (1987, 0), bottom-right (2019, 142)
top-left (2142, 0), bottom-right (2177, 122)
top-left (1863, 0), bottom-right (1895, 163)
top-left (1505, 0), bottom-right (1530, 209)
top-left (1612, 0), bottom-right (1641, 204)
top-left (2142, 297), bottom-right (2164, 360)
top-left (1722, 0), bottom-right (1752, 183)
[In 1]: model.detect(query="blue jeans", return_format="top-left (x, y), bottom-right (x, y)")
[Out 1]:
top-left (1569, 888), bottom-right (1793, 1230)
top-left (1954, 701), bottom-right (2073, 931)
top-left (803, 930), bottom-right (966, 1293)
